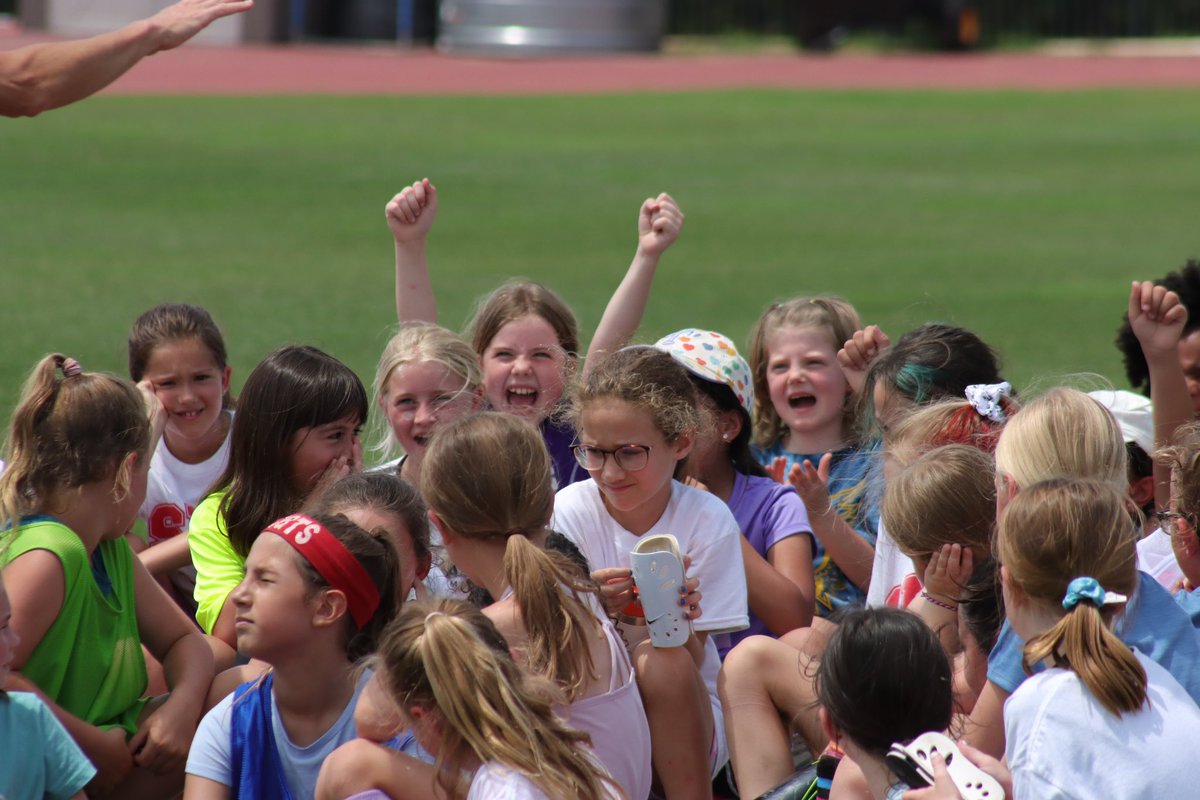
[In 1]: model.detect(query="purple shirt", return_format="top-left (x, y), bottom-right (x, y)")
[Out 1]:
top-left (719, 472), bottom-right (813, 656)
top-left (542, 416), bottom-right (587, 488)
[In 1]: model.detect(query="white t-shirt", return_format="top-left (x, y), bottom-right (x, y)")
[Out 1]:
top-left (1137, 527), bottom-right (1185, 592)
top-left (139, 414), bottom-right (233, 546)
top-left (865, 520), bottom-right (922, 608)
top-left (552, 479), bottom-right (748, 776)
top-left (1004, 650), bottom-right (1200, 799)
top-left (463, 763), bottom-right (546, 800)
top-left (187, 671), bottom-right (369, 800)
top-left (466, 761), bottom-right (622, 800)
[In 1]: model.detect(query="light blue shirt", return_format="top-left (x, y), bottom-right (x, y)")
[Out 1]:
top-left (0, 691), bottom-right (95, 800)
top-left (987, 572), bottom-right (1200, 703)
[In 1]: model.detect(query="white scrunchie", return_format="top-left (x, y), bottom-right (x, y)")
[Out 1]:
top-left (965, 382), bottom-right (1012, 423)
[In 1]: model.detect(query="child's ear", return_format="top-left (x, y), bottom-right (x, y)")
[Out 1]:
top-left (996, 473), bottom-right (1019, 513)
top-left (672, 430), bottom-right (695, 461)
top-left (221, 365), bottom-right (232, 394)
top-left (428, 511), bottom-right (455, 545)
top-left (1172, 515), bottom-right (1200, 568)
top-left (717, 410), bottom-right (742, 443)
top-left (818, 705), bottom-right (839, 746)
top-left (313, 588), bottom-right (350, 629)
top-left (999, 564), bottom-right (1025, 608)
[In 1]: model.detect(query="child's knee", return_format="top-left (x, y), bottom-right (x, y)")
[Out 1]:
top-left (721, 634), bottom-right (780, 678)
top-left (320, 739), bottom-right (388, 795)
top-left (634, 642), bottom-right (704, 698)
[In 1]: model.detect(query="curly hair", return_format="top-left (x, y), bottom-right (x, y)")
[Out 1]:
top-left (572, 346), bottom-right (700, 443)
top-left (1116, 259), bottom-right (1200, 395)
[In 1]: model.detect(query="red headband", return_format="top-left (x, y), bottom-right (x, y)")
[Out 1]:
top-left (263, 514), bottom-right (381, 630)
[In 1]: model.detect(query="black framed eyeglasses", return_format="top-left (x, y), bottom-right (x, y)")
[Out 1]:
top-left (1155, 510), bottom-right (1195, 535)
top-left (571, 444), bottom-right (653, 472)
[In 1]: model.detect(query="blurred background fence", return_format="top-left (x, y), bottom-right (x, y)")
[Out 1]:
top-left (8, 0), bottom-right (1200, 48)
top-left (669, 0), bottom-right (1200, 48)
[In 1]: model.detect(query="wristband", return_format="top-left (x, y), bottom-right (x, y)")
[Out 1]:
top-left (920, 590), bottom-right (957, 612)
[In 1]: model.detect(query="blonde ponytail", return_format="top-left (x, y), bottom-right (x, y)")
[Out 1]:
top-left (998, 477), bottom-right (1146, 716)
top-left (422, 412), bottom-right (603, 700)
top-left (503, 532), bottom-right (599, 701)
top-left (1024, 601), bottom-right (1146, 716)
top-left (379, 599), bottom-right (618, 800)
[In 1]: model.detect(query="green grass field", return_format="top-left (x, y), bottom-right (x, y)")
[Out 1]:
top-left (2, 89), bottom-right (1198, 423)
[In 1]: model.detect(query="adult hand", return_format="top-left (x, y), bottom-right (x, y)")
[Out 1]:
top-left (637, 192), bottom-right (684, 257)
top-left (148, 0), bottom-right (255, 53)
top-left (386, 179), bottom-right (439, 243)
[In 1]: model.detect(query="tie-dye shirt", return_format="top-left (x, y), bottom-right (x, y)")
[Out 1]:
top-left (751, 441), bottom-right (879, 615)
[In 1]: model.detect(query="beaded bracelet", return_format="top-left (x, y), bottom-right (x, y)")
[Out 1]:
top-left (920, 590), bottom-right (958, 612)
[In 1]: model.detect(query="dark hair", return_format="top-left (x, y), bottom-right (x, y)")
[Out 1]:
top-left (215, 345), bottom-right (368, 558)
top-left (128, 303), bottom-right (233, 409)
top-left (290, 512), bottom-right (402, 662)
top-left (1117, 259), bottom-right (1200, 395)
top-left (864, 324), bottom-right (1004, 432)
top-left (0, 355), bottom-right (149, 530)
top-left (958, 558), bottom-right (1003, 657)
top-left (314, 472), bottom-right (432, 576)
top-left (816, 607), bottom-right (953, 758)
top-left (689, 376), bottom-right (768, 479)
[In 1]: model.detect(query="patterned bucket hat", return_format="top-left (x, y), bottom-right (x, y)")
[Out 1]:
top-left (654, 328), bottom-right (754, 418)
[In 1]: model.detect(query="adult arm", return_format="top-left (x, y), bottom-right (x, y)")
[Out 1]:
top-left (583, 193), bottom-right (684, 375)
top-left (0, 0), bottom-right (253, 118)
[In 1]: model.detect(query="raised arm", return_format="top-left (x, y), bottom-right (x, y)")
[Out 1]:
top-left (1129, 280), bottom-right (1191, 510)
top-left (386, 178), bottom-right (440, 324)
top-left (0, 0), bottom-right (253, 118)
top-left (583, 192), bottom-right (684, 375)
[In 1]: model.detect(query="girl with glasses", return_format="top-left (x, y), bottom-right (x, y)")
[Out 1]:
top-left (553, 346), bottom-right (748, 798)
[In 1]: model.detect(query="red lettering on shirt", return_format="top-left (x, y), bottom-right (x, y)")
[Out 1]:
top-left (147, 503), bottom-right (196, 544)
